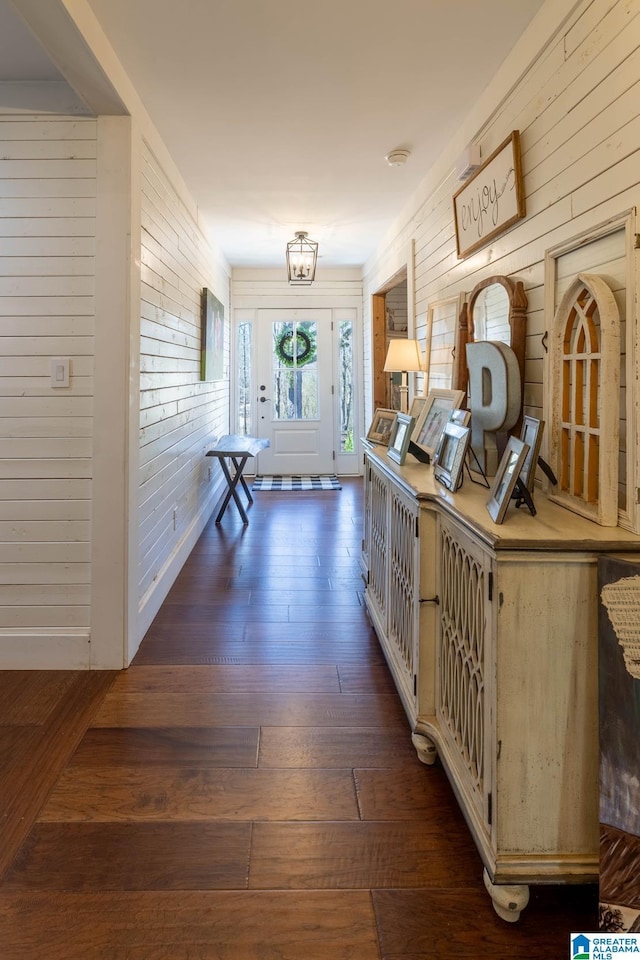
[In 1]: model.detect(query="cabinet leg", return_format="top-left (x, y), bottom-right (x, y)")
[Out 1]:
top-left (411, 733), bottom-right (437, 765)
top-left (483, 869), bottom-right (529, 922)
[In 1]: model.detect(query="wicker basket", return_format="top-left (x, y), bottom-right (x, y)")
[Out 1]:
top-left (601, 575), bottom-right (640, 680)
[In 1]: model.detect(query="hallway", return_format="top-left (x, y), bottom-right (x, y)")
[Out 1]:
top-left (0, 478), bottom-right (595, 958)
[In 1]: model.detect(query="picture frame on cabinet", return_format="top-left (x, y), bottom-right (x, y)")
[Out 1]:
top-left (486, 435), bottom-right (530, 524)
top-left (448, 408), bottom-right (471, 427)
top-left (409, 395), bottom-right (427, 420)
top-left (518, 416), bottom-right (544, 494)
top-left (387, 412), bottom-right (415, 465)
top-left (411, 388), bottom-right (466, 460)
top-left (433, 422), bottom-right (471, 492)
top-left (366, 408), bottom-right (397, 446)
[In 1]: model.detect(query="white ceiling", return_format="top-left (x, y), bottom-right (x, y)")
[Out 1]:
top-left (0, 1), bottom-right (64, 80)
top-left (1, 0), bottom-right (546, 269)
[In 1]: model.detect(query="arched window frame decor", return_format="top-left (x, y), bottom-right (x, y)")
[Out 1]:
top-left (548, 273), bottom-right (620, 527)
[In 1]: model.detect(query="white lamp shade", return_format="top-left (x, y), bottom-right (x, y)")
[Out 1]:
top-left (383, 338), bottom-right (423, 372)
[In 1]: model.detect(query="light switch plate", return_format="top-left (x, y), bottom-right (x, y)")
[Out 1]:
top-left (51, 357), bottom-right (70, 388)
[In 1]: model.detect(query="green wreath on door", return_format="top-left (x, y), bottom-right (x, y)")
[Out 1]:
top-left (275, 329), bottom-right (316, 368)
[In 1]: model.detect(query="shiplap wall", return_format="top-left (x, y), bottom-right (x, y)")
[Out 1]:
top-left (232, 270), bottom-right (363, 310)
top-left (0, 116), bottom-right (96, 665)
top-left (364, 0), bottom-right (640, 526)
top-left (138, 141), bottom-right (229, 630)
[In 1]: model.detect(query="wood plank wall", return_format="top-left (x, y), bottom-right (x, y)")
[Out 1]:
top-left (363, 0), bottom-right (640, 525)
top-left (232, 271), bottom-right (363, 309)
top-left (138, 141), bottom-right (230, 615)
top-left (0, 117), bottom-right (96, 665)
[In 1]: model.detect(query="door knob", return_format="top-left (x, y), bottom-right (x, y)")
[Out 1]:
top-left (259, 396), bottom-right (270, 403)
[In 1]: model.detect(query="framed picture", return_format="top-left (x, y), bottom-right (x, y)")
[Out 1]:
top-left (366, 408), bottom-right (397, 446)
top-left (387, 413), bottom-right (415, 465)
top-left (411, 388), bottom-right (465, 460)
top-left (519, 416), bottom-right (544, 494)
top-left (486, 436), bottom-right (530, 524)
top-left (425, 293), bottom-right (466, 392)
top-left (449, 408), bottom-right (471, 427)
top-left (433, 422), bottom-right (471, 492)
top-left (452, 131), bottom-right (526, 259)
top-left (409, 395), bottom-right (427, 420)
top-left (201, 287), bottom-right (225, 381)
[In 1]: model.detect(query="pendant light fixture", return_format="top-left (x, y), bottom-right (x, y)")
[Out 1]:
top-left (286, 231), bottom-right (318, 285)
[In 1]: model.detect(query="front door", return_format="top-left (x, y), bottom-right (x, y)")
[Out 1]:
top-left (255, 309), bottom-right (334, 475)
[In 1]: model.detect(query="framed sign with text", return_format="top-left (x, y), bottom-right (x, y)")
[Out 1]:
top-left (453, 131), bottom-right (525, 259)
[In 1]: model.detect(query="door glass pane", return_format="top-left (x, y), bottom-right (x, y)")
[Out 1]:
top-left (339, 320), bottom-right (354, 451)
top-left (272, 320), bottom-right (318, 420)
top-left (237, 321), bottom-right (252, 435)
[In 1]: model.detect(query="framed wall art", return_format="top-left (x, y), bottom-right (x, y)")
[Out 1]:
top-left (387, 412), bottom-right (415, 465)
top-left (411, 388), bottom-right (465, 460)
top-left (366, 408), bottom-right (397, 446)
top-left (452, 131), bottom-right (525, 259)
top-left (486, 435), bottom-right (530, 524)
top-left (201, 287), bottom-right (225, 381)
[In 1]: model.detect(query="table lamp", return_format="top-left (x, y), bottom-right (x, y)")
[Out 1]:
top-left (383, 338), bottom-right (424, 413)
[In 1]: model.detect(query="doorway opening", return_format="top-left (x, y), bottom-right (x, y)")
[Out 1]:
top-left (372, 269), bottom-right (409, 412)
top-left (235, 307), bottom-right (359, 476)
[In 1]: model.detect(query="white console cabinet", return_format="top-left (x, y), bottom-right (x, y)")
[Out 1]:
top-left (362, 443), bottom-right (640, 921)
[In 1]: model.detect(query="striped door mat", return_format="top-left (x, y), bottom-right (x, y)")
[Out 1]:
top-left (252, 475), bottom-right (341, 491)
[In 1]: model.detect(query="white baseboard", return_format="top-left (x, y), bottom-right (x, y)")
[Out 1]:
top-left (0, 478), bottom-right (226, 671)
top-left (134, 475), bottom-right (226, 660)
top-left (0, 629), bottom-right (91, 669)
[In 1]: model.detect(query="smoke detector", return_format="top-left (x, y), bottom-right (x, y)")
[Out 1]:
top-left (385, 149), bottom-right (410, 167)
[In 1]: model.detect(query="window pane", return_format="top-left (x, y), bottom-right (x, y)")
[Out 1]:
top-left (272, 320), bottom-right (318, 420)
top-left (339, 320), bottom-right (354, 451)
top-left (237, 321), bottom-right (252, 435)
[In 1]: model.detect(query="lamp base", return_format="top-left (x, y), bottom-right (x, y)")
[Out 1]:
top-left (399, 373), bottom-right (409, 414)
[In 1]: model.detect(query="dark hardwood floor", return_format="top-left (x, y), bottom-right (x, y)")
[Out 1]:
top-left (0, 477), bottom-right (596, 958)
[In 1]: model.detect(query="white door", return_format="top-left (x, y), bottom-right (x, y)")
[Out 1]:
top-left (255, 309), bottom-right (334, 475)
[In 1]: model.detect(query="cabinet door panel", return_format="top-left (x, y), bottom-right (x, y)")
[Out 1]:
top-left (437, 516), bottom-right (491, 829)
top-left (367, 461), bottom-right (389, 624)
top-left (388, 487), bottom-right (419, 706)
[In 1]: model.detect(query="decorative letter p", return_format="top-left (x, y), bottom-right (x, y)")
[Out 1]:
top-left (467, 341), bottom-right (521, 475)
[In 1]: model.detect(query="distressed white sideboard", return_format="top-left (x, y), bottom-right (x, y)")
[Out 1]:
top-left (361, 442), bottom-right (640, 921)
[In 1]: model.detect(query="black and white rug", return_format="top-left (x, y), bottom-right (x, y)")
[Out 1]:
top-left (252, 475), bottom-right (342, 491)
